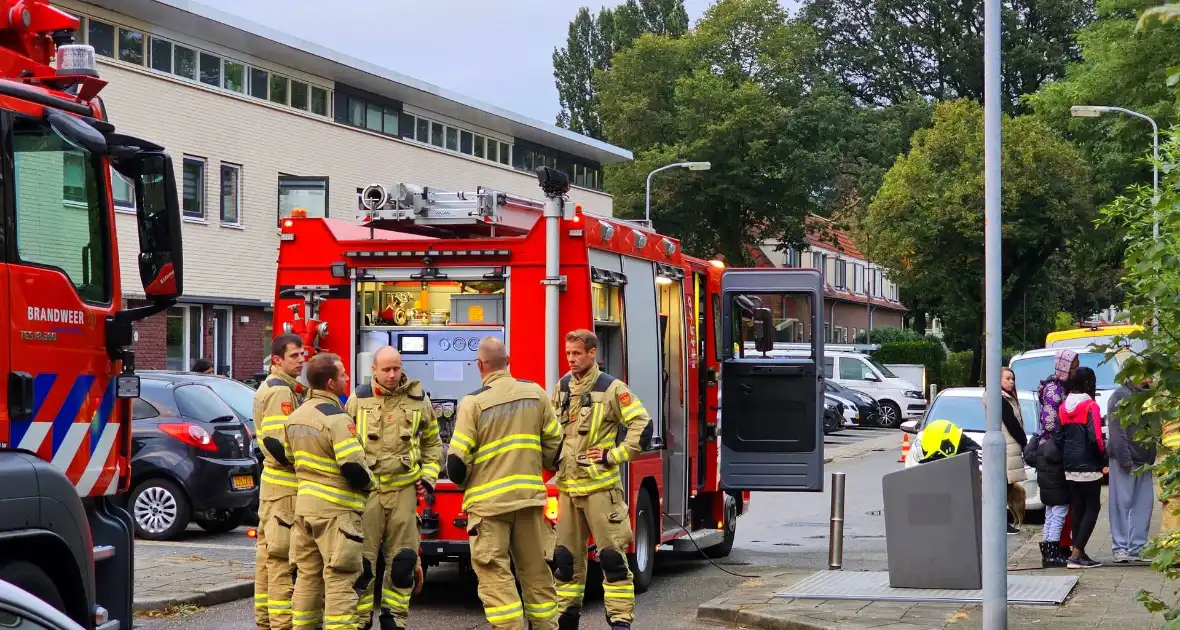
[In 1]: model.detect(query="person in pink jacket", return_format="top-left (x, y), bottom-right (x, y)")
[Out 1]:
top-left (1055, 367), bottom-right (1107, 569)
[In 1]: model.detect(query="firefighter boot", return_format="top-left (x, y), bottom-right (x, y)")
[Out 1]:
top-left (264, 496), bottom-right (297, 630)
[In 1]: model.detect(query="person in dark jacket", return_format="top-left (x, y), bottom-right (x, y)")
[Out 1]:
top-left (1107, 377), bottom-right (1155, 563)
top-left (1034, 424), bottom-right (1070, 567)
top-left (1056, 367), bottom-right (1107, 569)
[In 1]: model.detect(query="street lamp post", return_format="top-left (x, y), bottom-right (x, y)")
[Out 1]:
top-left (645, 161), bottom-right (712, 225)
top-left (1071, 105), bottom-right (1161, 332)
top-left (1070, 105), bottom-right (1160, 239)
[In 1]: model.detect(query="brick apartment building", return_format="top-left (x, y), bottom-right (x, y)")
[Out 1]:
top-left (752, 216), bottom-right (907, 342)
top-left (57, 0), bottom-right (629, 380)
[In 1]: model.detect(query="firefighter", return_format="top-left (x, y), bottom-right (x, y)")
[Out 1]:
top-left (286, 353), bottom-right (375, 630)
top-left (1154, 395), bottom-right (1180, 536)
top-left (447, 337), bottom-right (563, 629)
top-left (254, 333), bottom-right (306, 630)
top-left (346, 346), bottom-right (441, 630)
top-left (550, 329), bottom-right (652, 630)
top-left (916, 419), bottom-right (982, 464)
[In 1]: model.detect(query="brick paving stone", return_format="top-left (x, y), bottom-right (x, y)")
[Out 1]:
top-left (133, 551), bottom-right (254, 611)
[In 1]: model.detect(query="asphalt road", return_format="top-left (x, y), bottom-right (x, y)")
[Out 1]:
top-left (133, 427), bottom-right (894, 629)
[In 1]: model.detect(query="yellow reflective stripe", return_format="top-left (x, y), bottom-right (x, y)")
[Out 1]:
top-left (324, 613), bottom-right (356, 630)
top-left (474, 433), bottom-right (542, 464)
top-left (524, 601), bottom-right (558, 618)
top-left (603, 583), bottom-right (635, 599)
top-left (267, 599), bottom-right (291, 613)
top-left (588, 403), bottom-right (605, 445)
top-left (297, 481), bottom-right (366, 510)
top-left (261, 467), bottom-right (299, 488)
top-left (375, 467), bottom-right (421, 489)
top-left (254, 593), bottom-right (268, 609)
top-left (292, 610), bottom-right (323, 626)
top-left (622, 402), bottom-right (647, 421)
top-left (462, 474), bottom-right (547, 509)
top-left (421, 461), bottom-right (441, 476)
top-left (333, 438), bottom-right (363, 459)
top-left (609, 445), bottom-right (631, 463)
top-left (485, 602), bottom-right (523, 623)
top-left (412, 410), bottom-right (422, 433)
top-left (595, 433), bottom-right (617, 448)
top-left (556, 585), bottom-right (584, 601)
top-left (357, 592), bottom-right (374, 613)
top-left (422, 420), bottom-right (439, 439)
top-left (293, 451), bottom-right (340, 474)
top-left (543, 417), bottom-right (561, 439)
top-left (357, 409), bottom-right (369, 448)
top-left (450, 431), bottom-right (475, 454)
top-left (1164, 436), bottom-right (1180, 448)
top-left (557, 468), bottom-right (621, 493)
top-left (382, 589), bottom-right (410, 610)
top-left (260, 415), bottom-right (288, 434)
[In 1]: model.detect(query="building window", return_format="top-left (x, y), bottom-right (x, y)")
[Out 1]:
top-left (311, 87), bottom-right (329, 116)
top-left (499, 143), bottom-right (510, 165)
top-left (118, 27), bottom-right (144, 65)
top-left (487, 140), bottom-right (499, 163)
top-left (270, 75), bottom-right (289, 106)
top-left (220, 163), bottom-right (241, 224)
top-left (88, 19), bottom-right (115, 58)
top-left (182, 157), bottom-right (205, 219)
top-left (62, 153), bottom-right (86, 204)
top-left (416, 118), bottom-right (430, 143)
top-left (430, 122), bottom-right (444, 148)
top-left (250, 67), bottom-right (269, 99)
top-left (199, 52), bottom-right (221, 87)
top-left (445, 127), bottom-right (458, 151)
top-left (349, 99), bottom-right (364, 127)
top-left (224, 60), bottom-right (245, 93)
top-left (174, 44), bottom-right (196, 80)
top-left (474, 135), bottom-right (485, 159)
top-left (365, 103), bottom-right (382, 132)
top-left (112, 168), bottom-right (135, 211)
top-left (382, 110), bottom-right (398, 136)
top-left (400, 113), bottom-right (415, 140)
top-left (290, 81), bottom-right (309, 110)
top-left (150, 37), bottom-right (171, 73)
top-left (278, 176), bottom-right (328, 223)
top-left (460, 130), bottom-right (473, 155)
top-left (263, 308), bottom-right (274, 359)
top-left (166, 305), bottom-right (203, 371)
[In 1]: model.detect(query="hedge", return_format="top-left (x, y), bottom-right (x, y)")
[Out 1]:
top-left (871, 339), bottom-right (947, 389)
top-left (855, 327), bottom-right (924, 345)
top-left (941, 348), bottom-right (1021, 388)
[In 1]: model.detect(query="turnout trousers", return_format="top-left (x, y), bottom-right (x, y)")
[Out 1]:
top-left (358, 486), bottom-right (420, 628)
top-left (553, 489), bottom-right (635, 626)
top-left (291, 511), bottom-right (366, 630)
top-left (468, 506), bottom-right (559, 629)
top-left (255, 496), bottom-right (296, 630)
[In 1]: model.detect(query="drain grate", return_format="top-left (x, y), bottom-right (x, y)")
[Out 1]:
top-left (777, 571), bottom-right (1077, 606)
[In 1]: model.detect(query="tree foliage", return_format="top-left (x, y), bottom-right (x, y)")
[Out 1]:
top-left (799, 0), bottom-right (1094, 112)
top-left (597, 0), bottom-right (861, 262)
top-left (553, 0), bottom-right (689, 139)
top-left (863, 99), bottom-right (1094, 384)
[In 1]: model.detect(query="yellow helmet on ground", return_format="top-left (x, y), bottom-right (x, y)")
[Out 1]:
top-left (920, 419), bottom-right (964, 460)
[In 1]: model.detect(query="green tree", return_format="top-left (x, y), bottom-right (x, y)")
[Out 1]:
top-left (799, 0), bottom-right (1094, 112)
top-left (863, 99), bottom-right (1094, 384)
top-left (597, 0), bottom-right (857, 261)
top-left (553, 0), bottom-right (689, 139)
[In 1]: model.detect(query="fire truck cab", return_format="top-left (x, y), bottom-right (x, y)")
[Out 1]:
top-left (0, 3), bottom-right (186, 629)
top-left (273, 167), bottom-right (823, 592)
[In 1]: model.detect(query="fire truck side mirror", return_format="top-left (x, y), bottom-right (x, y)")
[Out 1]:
top-left (114, 150), bottom-right (184, 301)
top-left (752, 307), bottom-right (775, 353)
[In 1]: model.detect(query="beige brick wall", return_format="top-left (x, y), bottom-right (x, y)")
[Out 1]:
top-left (96, 61), bottom-right (615, 304)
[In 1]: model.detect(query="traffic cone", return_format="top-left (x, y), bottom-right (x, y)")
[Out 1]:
top-left (898, 433), bottom-right (910, 463)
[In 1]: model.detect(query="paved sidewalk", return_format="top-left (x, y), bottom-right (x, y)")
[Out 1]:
top-left (133, 545), bottom-right (254, 611)
top-left (698, 484), bottom-right (1174, 629)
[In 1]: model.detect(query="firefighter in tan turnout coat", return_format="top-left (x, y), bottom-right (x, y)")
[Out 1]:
top-left (346, 346), bottom-right (441, 630)
top-left (550, 329), bottom-right (652, 630)
top-left (447, 337), bottom-right (564, 629)
top-left (254, 334), bottom-right (306, 630)
top-left (284, 353), bottom-right (376, 630)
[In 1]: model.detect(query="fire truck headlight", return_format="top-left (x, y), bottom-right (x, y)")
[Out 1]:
top-left (318, 322), bottom-right (329, 337)
top-left (282, 322), bottom-right (293, 333)
top-left (330, 262), bottom-right (348, 278)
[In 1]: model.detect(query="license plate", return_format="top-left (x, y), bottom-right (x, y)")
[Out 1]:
top-left (232, 475), bottom-right (255, 490)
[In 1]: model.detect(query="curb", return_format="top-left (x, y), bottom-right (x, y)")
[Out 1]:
top-left (133, 579), bottom-right (254, 612)
top-left (825, 431), bottom-right (901, 464)
top-left (697, 602), bottom-right (829, 630)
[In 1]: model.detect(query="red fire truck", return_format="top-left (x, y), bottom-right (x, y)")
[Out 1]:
top-left (0, 3), bottom-right (186, 629)
top-left (272, 168), bottom-right (825, 592)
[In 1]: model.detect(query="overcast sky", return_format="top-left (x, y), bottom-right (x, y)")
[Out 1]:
top-left (195, 0), bottom-right (787, 126)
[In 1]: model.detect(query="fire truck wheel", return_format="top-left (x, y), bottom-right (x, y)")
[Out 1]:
top-left (0, 560), bottom-right (65, 614)
top-left (130, 478), bottom-right (191, 541)
top-left (703, 494), bottom-right (737, 559)
top-left (628, 489), bottom-right (656, 594)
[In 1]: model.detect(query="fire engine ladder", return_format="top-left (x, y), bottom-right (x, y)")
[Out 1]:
top-left (356, 183), bottom-right (548, 237)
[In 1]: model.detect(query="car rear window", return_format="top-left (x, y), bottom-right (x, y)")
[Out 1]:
top-left (923, 395), bottom-right (1038, 434)
top-left (1009, 352), bottom-right (1120, 392)
top-left (174, 384), bottom-right (237, 422)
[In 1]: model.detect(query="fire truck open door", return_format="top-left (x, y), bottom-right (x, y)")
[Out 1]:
top-left (718, 269), bottom-right (824, 492)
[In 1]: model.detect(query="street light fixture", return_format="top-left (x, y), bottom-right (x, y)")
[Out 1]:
top-left (1070, 105), bottom-right (1159, 240)
top-left (645, 161), bottom-right (712, 224)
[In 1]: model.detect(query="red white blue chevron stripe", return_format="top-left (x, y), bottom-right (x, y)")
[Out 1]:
top-left (9, 373), bottom-right (121, 497)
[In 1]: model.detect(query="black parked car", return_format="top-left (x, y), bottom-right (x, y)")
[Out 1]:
top-left (825, 380), bottom-right (881, 426)
top-left (126, 374), bottom-right (259, 540)
top-left (823, 396), bottom-right (844, 435)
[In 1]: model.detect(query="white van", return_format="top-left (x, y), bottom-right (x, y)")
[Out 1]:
top-left (768, 344), bottom-right (926, 428)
